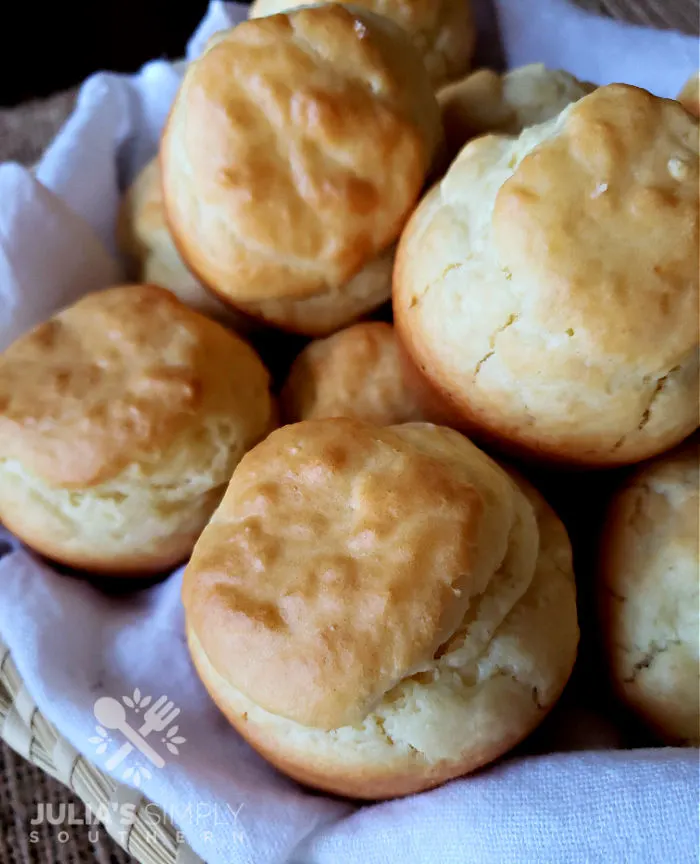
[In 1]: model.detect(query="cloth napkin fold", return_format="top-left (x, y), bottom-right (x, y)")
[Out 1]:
top-left (0, 3), bottom-right (697, 863)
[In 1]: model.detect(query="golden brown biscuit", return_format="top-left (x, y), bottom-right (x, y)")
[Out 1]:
top-left (280, 322), bottom-right (422, 424)
top-left (0, 285), bottom-right (274, 575)
top-left (117, 158), bottom-right (237, 323)
top-left (394, 85), bottom-right (700, 467)
top-left (161, 4), bottom-right (441, 336)
top-left (600, 436), bottom-right (699, 745)
top-left (183, 419), bottom-right (578, 798)
top-left (118, 157), bottom-right (386, 337)
top-left (678, 72), bottom-right (699, 117)
top-left (249, 0), bottom-right (475, 89)
top-left (438, 64), bottom-right (595, 162)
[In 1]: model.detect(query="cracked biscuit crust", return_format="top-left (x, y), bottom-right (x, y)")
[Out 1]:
top-left (394, 84), bottom-right (699, 466)
top-left (183, 419), bottom-right (578, 798)
top-left (600, 436), bottom-right (699, 745)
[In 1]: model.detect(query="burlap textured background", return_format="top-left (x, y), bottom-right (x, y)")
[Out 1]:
top-left (0, 1), bottom-right (696, 862)
top-left (0, 90), bottom-right (78, 168)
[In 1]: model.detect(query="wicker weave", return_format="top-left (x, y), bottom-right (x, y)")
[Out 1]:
top-left (0, 747), bottom-right (132, 864)
top-left (0, 641), bottom-right (202, 864)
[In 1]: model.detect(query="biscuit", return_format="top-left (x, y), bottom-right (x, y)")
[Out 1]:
top-left (117, 158), bottom-right (239, 324)
top-left (241, 248), bottom-right (395, 337)
top-left (599, 436), bottom-right (699, 745)
top-left (183, 419), bottom-right (578, 798)
top-left (249, 0), bottom-right (476, 89)
top-left (438, 64), bottom-right (594, 162)
top-left (0, 285), bottom-right (274, 575)
top-left (161, 4), bottom-right (441, 335)
top-left (395, 85), bottom-right (699, 466)
top-left (280, 322), bottom-right (422, 424)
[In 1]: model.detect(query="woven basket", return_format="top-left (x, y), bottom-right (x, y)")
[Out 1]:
top-left (0, 638), bottom-right (203, 864)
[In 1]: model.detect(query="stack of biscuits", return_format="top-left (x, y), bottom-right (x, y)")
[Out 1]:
top-left (0, 2), bottom-right (697, 799)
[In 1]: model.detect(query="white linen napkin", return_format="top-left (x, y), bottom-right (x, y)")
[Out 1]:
top-left (0, 3), bottom-right (697, 863)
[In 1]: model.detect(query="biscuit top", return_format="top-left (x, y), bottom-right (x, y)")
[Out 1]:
top-left (281, 321), bottom-right (423, 424)
top-left (0, 285), bottom-right (271, 488)
top-left (250, 0), bottom-right (475, 88)
top-left (494, 85), bottom-right (698, 366)
top-left (161, 4), bottom-right (441, 303)
top-left (183, 419), bottom-right (539, 729)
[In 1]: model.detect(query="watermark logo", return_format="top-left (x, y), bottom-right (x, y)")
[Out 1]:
top-left (91, 688), bottom-right (186, 786)
top-left (29, 801), bottom-right (247, 849)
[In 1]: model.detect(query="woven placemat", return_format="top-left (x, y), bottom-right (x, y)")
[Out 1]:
top-left (0, 2), bottom-right (696, 863)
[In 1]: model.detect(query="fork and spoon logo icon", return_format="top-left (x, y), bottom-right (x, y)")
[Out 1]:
top-left (92, 689), bottom-right (185, 781)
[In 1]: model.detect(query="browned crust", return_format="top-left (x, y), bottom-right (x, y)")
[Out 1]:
top-left (160, 143), bottom-right (382, 339)
top-left (395, 333), bottom-right (473, 431)
top-left (392, 86), bottom-right (699, 469)
top-left (159, 6), bottom-right (440, 327)
top-left (158, 126), bottom-right (269, 332)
